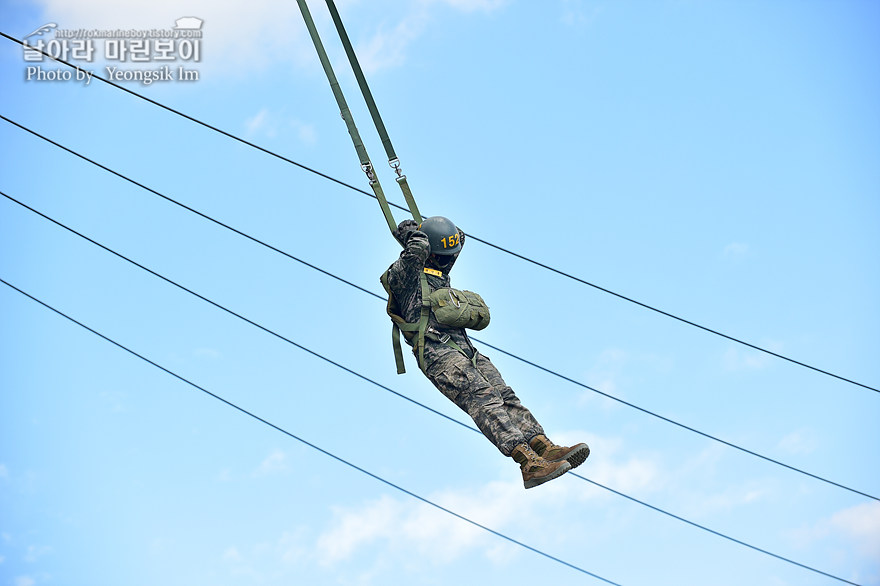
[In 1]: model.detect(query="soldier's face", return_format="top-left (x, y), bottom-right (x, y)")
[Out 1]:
top-left (431, 254), bottom-right (456, 269)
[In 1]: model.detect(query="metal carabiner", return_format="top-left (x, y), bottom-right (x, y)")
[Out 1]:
top-left (389, 157), bottom-right (403, 178)
top-left (449, 289), bottom-right (461, 309)
top-left (361, 161), bottom-right (375, 181)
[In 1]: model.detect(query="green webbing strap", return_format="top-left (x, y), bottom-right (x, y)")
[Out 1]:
top-left (396, 175), bottom-right (422, 225)
top-left (445, 338), bottom-right (479, 369)
top-left (390, 322), bottom-right (405, 373)
top-left (414, 272), bottom-right (475, 372)
top-left (416, 271), bottom-right (432, 370)
top-left (324, 0), bottom-right (395, 162)
top-left (422, 269), bottom-right (479, 367)
top-left (324, 0), bottom-right (423, 225)
top-left (381, 270), bottom-right (474, 374)
top-left (294, 0), bottom-right (398, 234)
top-left (366, 164), bottom-right (398, 235)
top-left (381, 270), bottom-right (417, 374)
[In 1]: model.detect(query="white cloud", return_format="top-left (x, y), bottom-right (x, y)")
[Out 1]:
top-left (29, 0), bottom-right (507, 79)
top-left (14, 577), bottom-right (35, 586)
top-left (221, 529), bottom-right (311, 581)
top-left (590, 453), bottom-right (660, 495)
top-left (790, 501), bottom-right (880, 573)
top-left (721, 342), bottom-right (782, 372)
top-left (222, 546), bottom-right (242, 562)
top-left (655, 441), bottom-right (778, 519)
top-left (353, 7), bottom-right (430, 74)
top-left (561, 0), bottom-right (604, 27)
top-left (583, 348), bottom-right (629, 401)
top-left (246, 108), bottom-right (271, 136)
top-left (350, 0), bottom-right (508, 73)
top-left (317, 495), bottom-right (408, 564)
top-left (0, 464), bottom-right (8, 481)
top-left (255, 449), bottom-right (289, 477)
top-left (336, 0), bottom-right (508, 74)
top-left (276, 531), bottom-right (309, 564)
top-left (581, 348), bottom-right (675, 408)
top-left (563, 432), bottom-right (663, 496)
top-left (831, 501), bottom-right (880, 558)
top-left (776, 428), bottom-right (818, 456)
top-left (211, 432), bottom-right (662, 585)
top-left (316, 480), bottom-right (532, 566)
top-left (24, 545), bottom-right (52, 564)
top-left (682, 482), bottom-right (769, 519)
top-left (244, 108), bottom-right (318, 145)
top-left (431, 0), bottom-right (507, 12)
top-left (316, 431), bottom-right (661, 566)
top-left (580, 348), bottom-right (673, 409)
top-left (30, 0), bottom-right (315, 74)
top-left (295, 121), bottom-right (317, 145)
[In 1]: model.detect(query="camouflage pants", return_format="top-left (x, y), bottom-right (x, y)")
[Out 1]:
top-left (424, 349), bottom-right (544, 457)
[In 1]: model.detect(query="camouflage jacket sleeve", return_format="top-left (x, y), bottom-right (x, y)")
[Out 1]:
top-left (386, 221), bottom-right (476, 364)
top-left (387, 227), bottom-right (431, 324)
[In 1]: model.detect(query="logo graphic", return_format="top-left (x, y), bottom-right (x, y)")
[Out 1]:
top-left (24, 23), bottom-right (57, 40)
top-left (22, 17), bottom-right (204, 86)
top-left (174, 17), bottom-right (202, 30)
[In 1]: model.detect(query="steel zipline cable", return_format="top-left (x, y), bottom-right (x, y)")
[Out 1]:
top-left (1, 116), bottom-right (875, 505)
top-left (0, 191), bottom-right (866, 586)
top-left (0, 31), bottom-right (876, 395)
top-left (0, 277), bottom-right (623, 586)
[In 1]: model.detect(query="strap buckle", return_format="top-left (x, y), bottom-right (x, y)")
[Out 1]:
top-left (361, 161), bottom-right (375, 181)
top-left (428, 326), bottom-right (450, 344)
top-left (389, 157), bottom-right (403, 178)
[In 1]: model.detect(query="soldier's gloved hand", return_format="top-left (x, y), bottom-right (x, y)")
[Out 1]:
top-left (458, 228), bottom-right (465, 248)
top-left (394, 219), bottom-right (420, 246)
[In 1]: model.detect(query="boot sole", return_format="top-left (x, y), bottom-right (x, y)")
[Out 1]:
top-left (550, 443), bottom-right (590, 470)
top-left (524, 460), bottom-right (571, 489)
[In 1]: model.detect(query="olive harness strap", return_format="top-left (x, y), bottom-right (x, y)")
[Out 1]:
top-left (324, 0), bottom-right (423, 225)
top-left (380, 268), bottom-right (476, 374)
top-left (294, 0), bottom-right (400, 233)
top-left (297, 1), bottom-right (471, 373)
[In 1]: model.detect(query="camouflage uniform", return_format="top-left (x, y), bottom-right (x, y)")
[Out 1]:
top-left (386, 220), bottom-right (545, 457)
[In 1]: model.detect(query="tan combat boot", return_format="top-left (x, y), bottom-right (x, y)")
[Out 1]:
top-left (511, 443), bottom-right (571, 489)
top-left (529, 434), bottom-right (590, 470)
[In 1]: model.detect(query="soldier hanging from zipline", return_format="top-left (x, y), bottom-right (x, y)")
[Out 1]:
top-left (295, 0), bottom-right (589, 488)
top-left (382, 216), bottom-right (590, 488)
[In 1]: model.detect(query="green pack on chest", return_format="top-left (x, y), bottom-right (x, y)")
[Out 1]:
top-left (428, 287), bottom-right (490, 331)
top-left (380, 267), bottom-right (491, 374)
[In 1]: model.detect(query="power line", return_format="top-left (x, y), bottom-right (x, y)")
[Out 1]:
top-left (1, 31), bottom-right (875, 395)
top-left (0, 191), bottom-right (865, 585)
top-left (0, 114), bottom-right (381, 303)
top-left (463, 233), bottom-right (878, 394)
top-left (573, 475), bottom-right (859, 585)
top-left (3, 28), bottom-right (872, 586)
top-left (0, 190), bottom-right (468, 435)
top-left (475, 338), bottom-right (879, 502)
top-left (1, 119), bottom-right (875, 503)
top-left (0, 276), bottom-right (622, 586)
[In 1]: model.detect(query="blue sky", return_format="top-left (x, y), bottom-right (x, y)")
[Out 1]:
top-left (1, 1), bottom-right (878, 585)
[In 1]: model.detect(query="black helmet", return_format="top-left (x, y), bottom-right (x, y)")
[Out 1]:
top-left (419, 216), bottom-right (461, 255)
